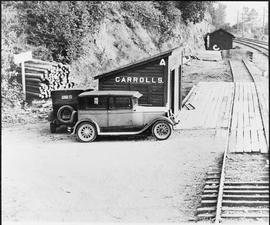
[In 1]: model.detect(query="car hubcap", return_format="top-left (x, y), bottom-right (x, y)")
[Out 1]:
top-left (155, 123), bottom-right (170, 138)
top-left (79, 125), bottom-right (94, 141)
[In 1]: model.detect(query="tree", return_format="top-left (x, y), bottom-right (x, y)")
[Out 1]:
top-left (174, 1), bottom-right (211, 24)
top-left (208, 2), bottom-right (227, 28)
top-left (248, 8), bottom-right (259, 23)
top-left (13, 1), bottom-right (105, 63)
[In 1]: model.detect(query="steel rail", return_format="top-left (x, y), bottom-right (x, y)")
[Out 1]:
top-left (234, 40), bottom-right (268, 57)
top-left (238, 37), bottom-right (268, 46)
top-left (215, 59), bottom-right (268, 223)
top-left (214, 61), bottom-right (236, 223)
top-left (235, 39), bottom-right (268, 50)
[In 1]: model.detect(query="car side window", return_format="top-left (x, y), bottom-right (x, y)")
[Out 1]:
top-left (109, 96), bottom-right (132, 110)
top-left (78, 96), bottom-right (107, 110)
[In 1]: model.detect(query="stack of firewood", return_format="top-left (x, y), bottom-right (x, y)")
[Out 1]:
top-left (20, 60), bottom-right (75, 99)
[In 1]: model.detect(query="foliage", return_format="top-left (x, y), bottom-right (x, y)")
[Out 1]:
top-left (1, 2), bottom-right (24, 106)
top-left (231, 7), bottom-right (266, 37)
top-left (120, 1), bottom-right (181, 48)
top-left (208, 3), bottom-right (227, 29)
top-left (13, 1), bottom-right (105, 64)
top-left (174, 1), bottom-right (211, 24)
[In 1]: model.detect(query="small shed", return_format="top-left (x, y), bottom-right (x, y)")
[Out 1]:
top-left (204, 28), bottom-right (235, 50)
top-left (94, 47), bottom-right (183, 115)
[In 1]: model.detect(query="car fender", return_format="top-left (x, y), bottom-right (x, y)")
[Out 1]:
top-left (71, 119), bottom-right (100, 135)
top-left (147, 116), bottom-right (174, 129)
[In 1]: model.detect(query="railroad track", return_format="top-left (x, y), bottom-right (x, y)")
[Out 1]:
top-left (234, 38), bottom-right (269, 57)
top-left (239, 37), bottom-right (268, 46)
top-left (196, 58), bottom-right (269, 223)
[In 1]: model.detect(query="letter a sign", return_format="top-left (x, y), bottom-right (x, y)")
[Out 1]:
top-left (159, 59), bottom-right (166, 66)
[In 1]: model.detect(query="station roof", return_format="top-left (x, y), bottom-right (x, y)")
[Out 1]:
top-left (209, 28), bottom-right (235, 38)
top-left (79, 90), bottom-right (143, 98)
top-left (94, 47), bottom-right (180, 80)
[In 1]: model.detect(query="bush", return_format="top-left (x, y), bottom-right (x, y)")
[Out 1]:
top-left (14, 1), bottom-right (105, 64)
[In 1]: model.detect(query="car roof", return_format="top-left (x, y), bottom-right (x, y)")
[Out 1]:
top-left (78, 90), bottom-right (143, 98)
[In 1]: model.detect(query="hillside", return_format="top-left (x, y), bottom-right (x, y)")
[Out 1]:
top-left (2, 1), bottom-right (214, 125)
top-left (69, 2), bottom-right (213, 89)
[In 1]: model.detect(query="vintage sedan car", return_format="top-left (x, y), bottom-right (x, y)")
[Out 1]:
top-left (68, 90), bottom-right (179, 142)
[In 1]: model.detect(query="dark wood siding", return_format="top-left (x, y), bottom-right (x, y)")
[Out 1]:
top-left (99, 58), bottom-right (168, 106)
top-left (209, 30), bottom-right (233, 50)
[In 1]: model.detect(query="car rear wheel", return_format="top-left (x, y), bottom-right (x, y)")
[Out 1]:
top-left (76, 122), bottom-right (97, 142)
top-left (152, 121), bottom-right (172, 140)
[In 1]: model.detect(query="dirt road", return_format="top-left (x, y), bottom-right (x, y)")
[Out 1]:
top-left (2, 122), bottom-right (225, 223)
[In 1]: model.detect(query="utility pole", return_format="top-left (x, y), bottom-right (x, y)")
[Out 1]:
top-left (262, 7), bottom-right (265, 34)
top-left (242, 10), bottom-right (244, 37)
top-left (237, 10), bottom-right (239, 33)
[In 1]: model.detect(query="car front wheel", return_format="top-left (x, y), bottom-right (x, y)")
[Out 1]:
top-left (152, 121), bottom-right (172, 140)
top-left (76, 122), bottom-right (97, 142)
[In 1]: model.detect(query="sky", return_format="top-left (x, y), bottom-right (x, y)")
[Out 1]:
top-left (217, 1), bottom-right (268, 25)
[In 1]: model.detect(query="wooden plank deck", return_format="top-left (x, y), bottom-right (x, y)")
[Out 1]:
top-left (176, 82), bottom-right (234, 130)
top-left (228, 82), bottom-right (267, 153)
top-left (176, 81), bottom-right (268, 153)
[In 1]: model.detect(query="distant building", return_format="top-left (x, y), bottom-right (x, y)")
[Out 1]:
top-left (204, 28), bottom-right (235, 50)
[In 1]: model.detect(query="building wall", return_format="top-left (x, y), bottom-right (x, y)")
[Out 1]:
top-left (205, 31), bottom-right (233, 50)
top-left (167, 48), bottom-right (182, 115)
top-left (98, 58), bottom-right (169, 106)
top-left (209, 32), bottom-right (233, 50)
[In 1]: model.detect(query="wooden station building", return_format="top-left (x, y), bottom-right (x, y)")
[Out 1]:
top-left (204, 28), bottom-right (235, 50)
top-left (94, 47), bottom-right (183, 115)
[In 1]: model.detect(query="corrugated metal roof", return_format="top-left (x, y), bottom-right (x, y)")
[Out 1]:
top-left (79, 90), bottom-right (143, 98)
top-left (94, 47), bottom-right (180, 80)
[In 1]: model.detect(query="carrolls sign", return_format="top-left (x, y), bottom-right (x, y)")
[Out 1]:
top-left (115, 76), bottom-right (164, 84)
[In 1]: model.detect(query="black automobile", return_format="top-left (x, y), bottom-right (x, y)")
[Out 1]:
top-left (48, 88), bottom-right (93, 133)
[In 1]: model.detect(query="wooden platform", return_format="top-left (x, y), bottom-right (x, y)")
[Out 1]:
top-left (176, 81), bottom-right (268, 153)
top-left (195, 50), bottom-right (222, 61)
top-left (256, 82), bottom-right (269, 147)
top-left (229, 82), bottom-right (268, 153)
top-left (243, 60), bottom-right (269, 147)
top-left (229, 60), bottom-right (253, 82)
top-left (176, 82), bottom-right (234, 130)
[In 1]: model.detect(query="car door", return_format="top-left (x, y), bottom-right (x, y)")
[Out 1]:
top-left (107, 96), bottom-right (135, 132)
top-left (78, 96), bottom-right (108, 129)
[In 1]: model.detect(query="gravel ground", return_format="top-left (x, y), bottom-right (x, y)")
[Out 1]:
top-left (2, 122), bottom-right (225, 223)
top-left (225, 153), bottom-right (269, 182)
top-left (182, 57), bottom-right (232, 99)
